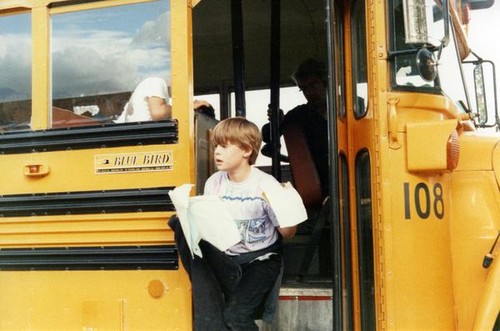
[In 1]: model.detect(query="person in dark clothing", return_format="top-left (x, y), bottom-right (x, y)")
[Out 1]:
top-left (262, 58), bottom-right (329, 197)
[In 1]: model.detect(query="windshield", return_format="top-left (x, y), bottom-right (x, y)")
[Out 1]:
top-left (391, 0), bottom-right (476, 115)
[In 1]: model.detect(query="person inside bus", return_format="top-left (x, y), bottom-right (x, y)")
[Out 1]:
top-left (114, 77), bottom-right (171, 123)
top-left (193, 99), bottom-right (216, 119)
top-left (169, 117), bottom-right (298, 330)
top-left (113, 77), bottom-right (215, 123)
top-left (262, 59), bottom-right (331, 277)
top-left (262, 58), bottom-right (328, 197)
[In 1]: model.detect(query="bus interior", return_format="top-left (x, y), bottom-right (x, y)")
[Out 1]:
top-left (192, 0), bottom-right (335, 288)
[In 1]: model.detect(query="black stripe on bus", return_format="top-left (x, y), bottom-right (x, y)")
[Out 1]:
top-left (0, 245), bottom-right (178, 271)
top-left (0, 120), bottom-right (178, 154)
top-left (0, 187), bottom-right (175, 217)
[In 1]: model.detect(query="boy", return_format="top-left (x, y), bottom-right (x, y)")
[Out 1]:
top-left (170, 117), bottom-right (297, 330)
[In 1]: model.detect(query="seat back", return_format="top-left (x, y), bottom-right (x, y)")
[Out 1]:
top-left (282, 122), bottom-right (323, 209)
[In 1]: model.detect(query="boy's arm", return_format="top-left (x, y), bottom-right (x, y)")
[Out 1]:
top-left (278, 225), bottom-right (297, 239)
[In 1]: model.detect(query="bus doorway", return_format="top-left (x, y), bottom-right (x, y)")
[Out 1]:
top-left (192, 0), bottom-right (344, 329)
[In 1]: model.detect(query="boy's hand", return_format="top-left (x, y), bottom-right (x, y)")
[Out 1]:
top-left (278, 225), bottom-right (297, 239)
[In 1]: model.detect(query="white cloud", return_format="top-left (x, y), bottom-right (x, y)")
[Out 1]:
top-left (0, 3), bottom-right (172, 101)
top-left (0, 33), bottom-right (32, 100)
top-left (468, 4), bottom-right (500, 64)
top-left (50, 9), bottom-right (171, 98)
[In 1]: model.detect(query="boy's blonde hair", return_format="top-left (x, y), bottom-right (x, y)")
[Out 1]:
top-left (211, 117), bottom-right (262, 165)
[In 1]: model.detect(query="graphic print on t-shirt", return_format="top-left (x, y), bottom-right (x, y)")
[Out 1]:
top-left (235, 217), bottom-right (269, 244)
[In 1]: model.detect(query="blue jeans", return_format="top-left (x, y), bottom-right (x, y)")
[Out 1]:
top-left (168, 216), bottom-right (282, 331)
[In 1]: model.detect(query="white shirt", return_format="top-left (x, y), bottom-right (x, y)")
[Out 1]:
top-left (204, 167), bottom-right (280, 255)
top-left (114, 77), bottom-right (168, 123)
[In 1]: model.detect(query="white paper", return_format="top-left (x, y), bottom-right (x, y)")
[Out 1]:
top-left (169, 184), bottom-right (240, 257)
top-left (188, 195), bottom-right (241, 252)
top-left (168, 184), bottom-right (202, 257)
top-left (260, 180), bottom-right (308, 227)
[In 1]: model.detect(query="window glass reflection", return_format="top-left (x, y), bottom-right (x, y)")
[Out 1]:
top-left (51, 0), bottom-right (171, 128)
top-left (0, 13), bottom-right (32, 131)
top-left (351, 0), bottom-right (368, 118)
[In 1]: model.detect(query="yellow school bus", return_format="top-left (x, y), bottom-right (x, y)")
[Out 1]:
top-left (0, 0), bottom-right (498, 330)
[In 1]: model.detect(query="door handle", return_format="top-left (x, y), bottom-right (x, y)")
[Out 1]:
top-left (24, 164), bottom-right (50, 177)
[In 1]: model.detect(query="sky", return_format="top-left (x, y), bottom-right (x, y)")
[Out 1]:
top-left (460, 1), bottom-right (500, 120)
top-left (468, 2), bottom-right (500, 67)
top-left (51, 0), bottom-right (171, 98)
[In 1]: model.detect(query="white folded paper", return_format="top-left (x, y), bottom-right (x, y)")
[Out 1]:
top-left (168, 184), bottom-right (240, 257)
top-left (260, 180), bottom-right (307, 227)
top-left (169, 180), bottom-right (307, 257)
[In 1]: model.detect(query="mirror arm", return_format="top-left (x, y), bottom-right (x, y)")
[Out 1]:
top-left (441, 0), bottom-right (450, 47)
top-left (387, 46), bottom-right (439, 60)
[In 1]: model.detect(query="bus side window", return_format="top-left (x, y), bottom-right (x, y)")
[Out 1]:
top-left (0, 13), bottom-right (32, 132)
top-left (50, 0), bottom-right (171, 129)
top-left (351, 0), bottom-right (368, 118)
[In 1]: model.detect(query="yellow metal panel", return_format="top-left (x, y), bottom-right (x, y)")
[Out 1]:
top-left (0, 1), bottom-right (32, 10)
top-left (0, 212), bottom-right (173, 248)
top-left (31, 4), bottom-right (50, 130)
top-left (491, 138), bottom-right (500, 185)
top-left (49, 0), bottom-right (156, 14)
top-left (171, 0), bottom-right (196, 187)
top-left (381, 140), bottom-right (456, 330)
top-left (406, 119), bottom-right (458, 172)
top-left (0, 270), bottom-right (191, 330)
top-left (472, 252), bottom-right (500, 330)
top-left (457, 132), bottom-right (498, 170)
top-left (0, 145), bottom-right (189, 195)
top-left (450, 169), bottom-right (500, 329)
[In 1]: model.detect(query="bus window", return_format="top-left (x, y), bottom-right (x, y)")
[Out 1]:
top-left (0, 13), bottom-right (32, 132)
top-left (355, 149), bottom-right (375, 329)
top-left (340, 153), bottom-right (354, 329)
top-left (334, 2), bottom-right (346, 119)
top-left (51, 0), bottom-right (170, 128)
top-left (390, 0), bottom-right (440, 89)
top-left (351, 0), bottom-right (368, 118)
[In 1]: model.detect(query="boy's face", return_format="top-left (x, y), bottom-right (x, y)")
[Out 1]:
top-left (214, 142), bottom-right (251, 172)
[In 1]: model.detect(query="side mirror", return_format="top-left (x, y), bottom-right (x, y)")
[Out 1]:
top-left (473, 63), bottom-right (488, 125)
top-left (466, 0), bottom-right (495, 10)
top-left (416, 48), bottom-right (438, 82)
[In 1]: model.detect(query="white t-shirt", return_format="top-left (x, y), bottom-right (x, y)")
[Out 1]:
top-left (114, 77), bottom-right (169, 123)
top-left (204, 167), bottom-right (280, 255)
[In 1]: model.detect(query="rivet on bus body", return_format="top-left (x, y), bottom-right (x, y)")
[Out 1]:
top-left (148, 279), bottom-right (167, 299)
